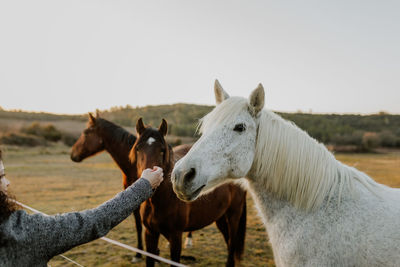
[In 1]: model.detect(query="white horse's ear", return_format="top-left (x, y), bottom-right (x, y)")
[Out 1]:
top-left (214, 79), bottom-right (230, 104)
top-left (248, 83), bottom-right (265, 116)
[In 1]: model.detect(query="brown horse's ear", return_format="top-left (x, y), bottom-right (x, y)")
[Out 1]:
top-left (158, 119), bottom-right (168, 136)
top-left (95, 109), bottom-right (100, 118)
top-left (136, 118), bottom-right (146, 136)
top-left (88, 112), bottom-right (96, 125)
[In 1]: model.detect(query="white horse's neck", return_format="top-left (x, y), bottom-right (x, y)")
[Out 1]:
top-left (245, 177), bottom-right (315, 266)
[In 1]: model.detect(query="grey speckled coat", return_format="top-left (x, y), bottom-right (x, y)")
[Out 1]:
top-left (0, 178), bottom-right (153, 267)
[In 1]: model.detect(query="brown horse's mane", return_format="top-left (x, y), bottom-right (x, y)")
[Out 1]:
top-left (94, 118), bottom-right (137, 148)
top-left (165, 144), bottom-right (174, 176)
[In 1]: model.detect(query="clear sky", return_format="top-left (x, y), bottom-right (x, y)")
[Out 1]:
top-left (0, 1), bottom-right (399, 115)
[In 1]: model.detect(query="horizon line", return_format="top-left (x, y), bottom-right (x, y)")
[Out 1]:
top-left (1, 103), bottom-right (399, 117)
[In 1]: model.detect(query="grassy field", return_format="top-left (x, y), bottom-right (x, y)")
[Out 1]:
top-left (2, 144), bottom-right (399, 267)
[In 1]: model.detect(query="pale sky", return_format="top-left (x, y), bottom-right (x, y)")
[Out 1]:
top-left (0, 0), bottom-right (399, 115)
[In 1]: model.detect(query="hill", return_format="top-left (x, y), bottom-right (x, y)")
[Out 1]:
top-left (1, 105), bottom-right (399, 150)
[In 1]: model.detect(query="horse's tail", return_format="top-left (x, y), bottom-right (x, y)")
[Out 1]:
top-left (235, 195), bottom-right (247, 261)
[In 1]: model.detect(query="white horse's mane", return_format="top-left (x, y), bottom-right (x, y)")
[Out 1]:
top-left (200, 97), bottom-right (384, 211)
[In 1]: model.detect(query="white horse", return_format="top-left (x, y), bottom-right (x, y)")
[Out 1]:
top-left (172, 80), bottom-right (400, 267)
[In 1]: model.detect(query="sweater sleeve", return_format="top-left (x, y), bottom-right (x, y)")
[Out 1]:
top-left (4, 178), bottom-right (152, 260)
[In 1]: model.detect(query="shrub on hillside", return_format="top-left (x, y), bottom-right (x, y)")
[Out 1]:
top-left (21, 122), bottom-right (62, 142)
top-left (378, 130), bottom-right (398, 147)
top-left (362, 132), bottom-right (381, 151)
top-left (331, 131), bottom-right (363, 147)
top-left (21, 122), bottom-right (42, 135)
top-left (42, 124), bottom-right (62, 142)
top-left (0, 133), bottom-right (47, 147)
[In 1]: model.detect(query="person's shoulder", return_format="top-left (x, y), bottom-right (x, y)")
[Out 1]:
top-left (1, 209), bottom-right (30, 225)
top-left (4, 209), bottom-right (29, 220)
top-left (0, 210), bottom-right (29, 237)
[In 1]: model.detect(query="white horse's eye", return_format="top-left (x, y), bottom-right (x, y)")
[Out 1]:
top-left (233, 123), bottom-right (246, 132)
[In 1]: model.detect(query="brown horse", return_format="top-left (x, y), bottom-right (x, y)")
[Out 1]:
top-left (70, 113), bottom-right (143, 260)
top-left (130, 118), bottom-right (247, 267)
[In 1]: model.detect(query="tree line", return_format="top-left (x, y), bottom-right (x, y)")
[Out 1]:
top-left (1, 105), bottom-right (399, 151)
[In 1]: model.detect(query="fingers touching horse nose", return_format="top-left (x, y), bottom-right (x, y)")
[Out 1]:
top-left (183, 168), bottom-right (196, 182)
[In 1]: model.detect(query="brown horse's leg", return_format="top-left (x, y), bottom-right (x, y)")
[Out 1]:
top-left (235, 199), bottom-right (247, 261)
top-left (224, 195), bottom-right (247, 267)
top-left (216, 216), bottom-right (230, 246)
top-left (145, 229), bottom-right (160, 267)
top-left (133, 208), bottom-right (143, 260)
top-left (169, 232), bottom-right (183, 264)
top-left (226, 213), bottom-right (239, 267)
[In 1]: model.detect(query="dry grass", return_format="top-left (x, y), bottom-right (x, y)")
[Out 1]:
top-left (2, 145), bottom-right (399, 267)
top-left (335, 151), bottom-right (400, 188)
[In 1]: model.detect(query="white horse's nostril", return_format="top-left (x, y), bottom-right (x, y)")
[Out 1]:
top-left (183, 168), bottom-right (196, 182)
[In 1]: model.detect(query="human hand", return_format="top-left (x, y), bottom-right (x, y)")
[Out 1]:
top-left (141, 166), bottom-right (164, 189)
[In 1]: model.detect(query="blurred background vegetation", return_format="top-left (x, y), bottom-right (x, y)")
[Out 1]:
top-left (1, 105), bottom-right (399, 152)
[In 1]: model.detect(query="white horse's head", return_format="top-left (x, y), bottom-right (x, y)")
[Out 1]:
top-left (172, 80), bottom-right (264, 201)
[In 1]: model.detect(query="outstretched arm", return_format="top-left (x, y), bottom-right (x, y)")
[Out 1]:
top-left (6, 178), bottom-right (153, 260)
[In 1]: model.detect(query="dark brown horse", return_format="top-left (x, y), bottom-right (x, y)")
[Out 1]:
top-left (130, 118), bottom-right (247, 267)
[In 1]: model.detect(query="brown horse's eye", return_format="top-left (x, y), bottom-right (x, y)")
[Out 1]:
top-left (234, 123), bottom-right (246, 132)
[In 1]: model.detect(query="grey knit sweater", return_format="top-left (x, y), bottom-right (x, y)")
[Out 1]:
top-left (0, 178), bottom-right (153, 267)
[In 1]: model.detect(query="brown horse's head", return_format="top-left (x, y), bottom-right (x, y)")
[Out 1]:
top-left (129, 118), bottom-right (171, 179)
top-left (70, 112), bottom-right (105, 162)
